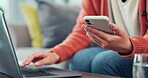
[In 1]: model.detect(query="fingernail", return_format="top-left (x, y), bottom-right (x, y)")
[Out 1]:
top-left (81, 24), bottom-right (85, 27)
top-left (35, 62), bottom-right (40, 65)
top-left (25, 62), bottom-right (30, 64)
top-left (84, 28), bottom-right (86, 31)
top-left (111, 24), bottom-right (116, 29)
top-left (20, 64), bottom-right (23, 67)
top-left (86, 34), bottom-right (88, 36)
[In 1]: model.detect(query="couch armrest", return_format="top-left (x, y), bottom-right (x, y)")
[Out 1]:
top-left (10, 24), bottom-right (32, 47)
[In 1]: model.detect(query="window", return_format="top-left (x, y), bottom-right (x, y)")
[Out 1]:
top-left (0, 0), bottom-right (9, 21)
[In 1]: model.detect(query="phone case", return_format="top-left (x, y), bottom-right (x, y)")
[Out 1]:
top-left (83, 16), bottom-right (114, 34)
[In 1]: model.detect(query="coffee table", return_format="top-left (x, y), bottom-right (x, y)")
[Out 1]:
top-left (72, 71), bottom-right (123, 78)
top-left (0, 71), bottom-right (122, 78)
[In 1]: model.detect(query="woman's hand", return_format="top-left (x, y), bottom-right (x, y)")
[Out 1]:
top-left (83, 24), bottom-right (133, 54)
top-left (20, 51), bottom-right (59, 67)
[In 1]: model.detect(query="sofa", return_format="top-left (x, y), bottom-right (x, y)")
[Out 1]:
top-left (9, 0), bottom-right (82, 69)
top-left (10, 24), bottom-right (69, 69)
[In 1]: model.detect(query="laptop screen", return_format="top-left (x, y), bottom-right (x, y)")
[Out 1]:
top-left (0, 11), bottom-right (22, 78)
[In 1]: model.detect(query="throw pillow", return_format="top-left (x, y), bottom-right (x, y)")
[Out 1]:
top-left (19, 4), bottom-right (43, 48)
top-left (37, 0), bottom-right (80, 48)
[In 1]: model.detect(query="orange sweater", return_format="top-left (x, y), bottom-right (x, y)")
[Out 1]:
top-left (49, 0), bottom-right (148, 63)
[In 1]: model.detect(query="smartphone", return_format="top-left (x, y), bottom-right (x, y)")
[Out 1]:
top-left (83, 16), bottom-right (114, 34)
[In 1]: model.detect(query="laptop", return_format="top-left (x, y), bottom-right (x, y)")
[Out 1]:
top-left (0, 10), bottom-right (82, 78)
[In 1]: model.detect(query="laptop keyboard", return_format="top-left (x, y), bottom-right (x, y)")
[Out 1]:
top-left (20, 67), bottom-right (57, 77)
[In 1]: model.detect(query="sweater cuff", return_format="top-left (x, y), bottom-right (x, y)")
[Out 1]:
top-left (119, 36), bottom-right (146, 58)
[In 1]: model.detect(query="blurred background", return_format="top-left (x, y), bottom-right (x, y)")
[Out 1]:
top-left (0, 0), bottom-right (82, 48)
top-left (0, 0), bottom-right (82, 69)
top-left (1, 0), bottom-right (82, 24)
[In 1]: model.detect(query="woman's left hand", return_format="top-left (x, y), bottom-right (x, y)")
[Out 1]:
top-left (83, 24), bottom-right (133, 54)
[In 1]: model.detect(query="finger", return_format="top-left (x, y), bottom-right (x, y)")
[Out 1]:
top-left (81, 24), bottom-right (88, 32)
top-left (20, 64), bottom-right (26, 67)
top-left (91, 33), bottom-right (106, 48)
top-left (20, 52), bottom-right (46, 67)
top-left (87, 32), bottom-right (105, 47)
top-left (110, 24), bottom-right (125, 36)
top-left (93, 36), bottom-right (105, 48)
top-left (85, 27), bottom-right (112, 41)
top-left (81, 24), bottom-right (87, 28)
top-left (32, 57), bottom-right (44, 63)
top-left (34, 52), bottom-right (59, 66)
top-left (34, 57), bottom-right (52, 66)
top-left (20, 55), bottom-right (36, 67)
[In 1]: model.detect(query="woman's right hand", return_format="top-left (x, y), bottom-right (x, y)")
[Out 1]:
top-left (20, 51), bottom-right (59, 67)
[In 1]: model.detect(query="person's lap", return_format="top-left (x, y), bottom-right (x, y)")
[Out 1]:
top-left (69, 47), bottom-right (133, 78)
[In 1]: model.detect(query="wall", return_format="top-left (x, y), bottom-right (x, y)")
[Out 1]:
top-left (8, 0), bottom-right (82, 24)
top-left (0, 0), bottom-right (9, 23)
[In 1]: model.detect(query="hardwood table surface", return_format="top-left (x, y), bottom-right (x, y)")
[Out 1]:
top-left (72, 71), bottom-right (123, 78)
top-left (0, 71), bottom-right (123, 78)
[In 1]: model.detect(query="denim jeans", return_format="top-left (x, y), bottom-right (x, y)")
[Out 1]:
top-left (69, 47), bottom-right (133, 78)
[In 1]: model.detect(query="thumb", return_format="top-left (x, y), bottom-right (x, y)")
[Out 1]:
top-left (111, 24), bottom-right (125, 36)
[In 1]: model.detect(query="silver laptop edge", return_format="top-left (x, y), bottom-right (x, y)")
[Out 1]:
top-left (0, 11), bottom-right (23, 77)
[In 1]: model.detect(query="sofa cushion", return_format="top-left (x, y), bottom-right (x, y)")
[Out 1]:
top-left (20, 4), bottom-right (43, 48)
top-left (10, 24), bottom-right (32, 47)
top-left (37, 0), bottom-right (80, 48)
